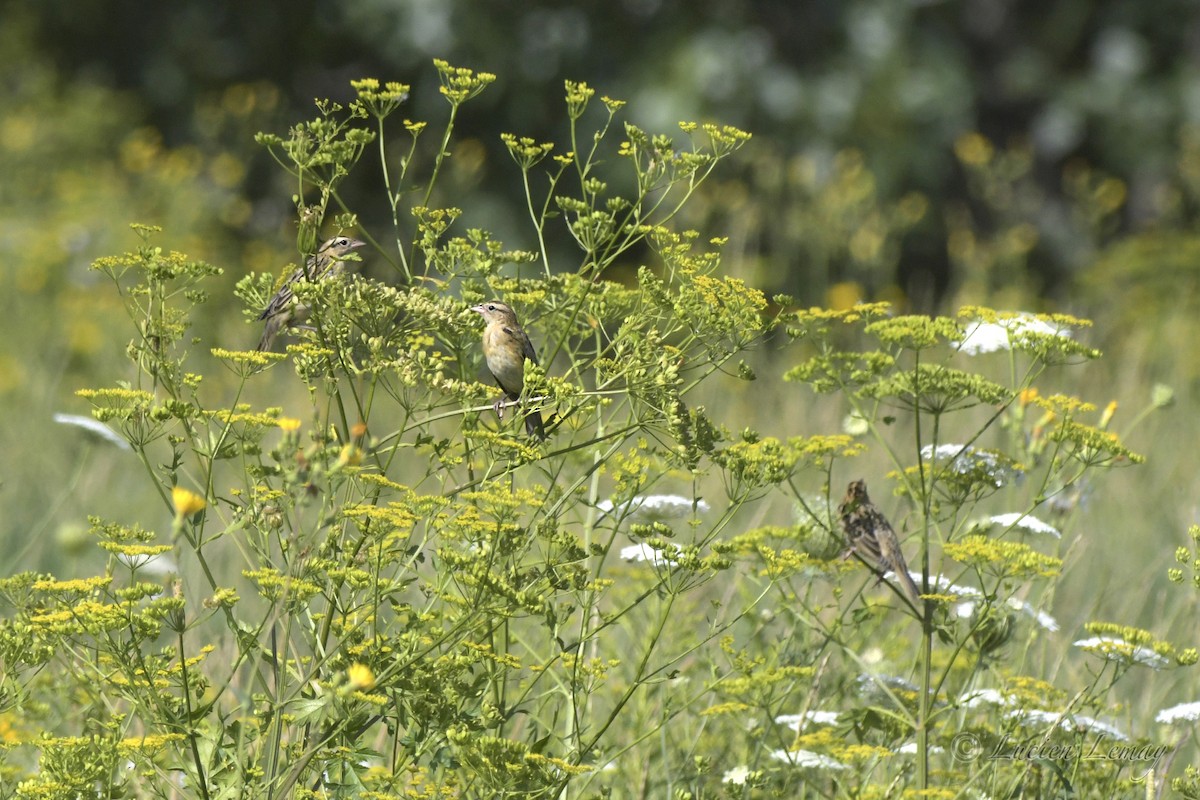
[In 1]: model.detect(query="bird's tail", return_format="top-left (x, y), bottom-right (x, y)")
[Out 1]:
top-left (524, 409), bottom-right (546, 440)
top-left (892, 568), bottom-right (922, 606)
top-left (257, 316), bottom-right (283, 352)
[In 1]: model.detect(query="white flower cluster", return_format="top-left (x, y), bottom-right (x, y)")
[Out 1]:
top-left (1157, 701), bottom-right (1200, 725)
top-left (954, 595), bottom-right (1060, 633)
top-left (1007, 708), bottom-right (1128, 741)
top-left (768, 749), bottom-right (847, 770)
top-left (774, 710), bottom-right (840, 731)
top-left (618, 543), bottom-right (677, 566)
top-left (958, 315), bottom-right (1072, 356)
top-left (920, 444), bottom-right (1020, 488)
top-left (1073, 636), bottom-right (1169, 669)
top-left (988, 512), bottom-right (1061, 539)
top-left (597, 494), bottom-right (710, 522)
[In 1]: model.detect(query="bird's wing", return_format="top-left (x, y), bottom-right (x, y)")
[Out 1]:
top-left (258, 255), bottom-right (327, 320)
top-left (259, 280), bottom-right (295, 320)
top-left (500, 325), bottom-right (539, 364)
top-left (519, 329), bottom-right (539, 364)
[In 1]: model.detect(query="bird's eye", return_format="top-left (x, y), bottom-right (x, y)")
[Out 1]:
top-left (338, 238), bottom-right (348, 246)
top-left (487, 304), bottom-right (496, 311)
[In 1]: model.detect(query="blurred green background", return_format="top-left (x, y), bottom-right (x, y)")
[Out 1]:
top-left (4, 0), bottom-right (1198, 729)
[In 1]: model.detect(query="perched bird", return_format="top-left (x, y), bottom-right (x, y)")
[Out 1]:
top-left (256, 236), bottom-right (366, 351)
top-left (470, 300), bottom-right (546, 439)
top-left (839, 479), bottom-right (921, 604)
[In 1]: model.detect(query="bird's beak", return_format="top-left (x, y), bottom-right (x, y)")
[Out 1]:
top-left (348, 238), bottom-right (367, 249)
top-left (469, 304), bottom-right (485, 316)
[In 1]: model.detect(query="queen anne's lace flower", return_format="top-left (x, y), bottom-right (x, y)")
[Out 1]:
top-left (1074, 636), bottom-right (1169, 669)
top-left (722, 766), bottom-right (751, 785)
top-left (921, 444), bottom-right (1020, 488)
top-left (1008, 709), bottom-right (1128, 741)
top-left (769, 749), bottom-right (847, 770)
top-left (1157, 701), bottom-right (1200, 724)
top-left (958, 315), bottom-right (1071, 355)
top-left (619, 544), bottom-right (677, 566)
top-left (775, 710), bottom-right (839, 731)
top-left (989, 512), bottom-right (1061, 539)
top-left (597, 494), bottom-right (710, 522)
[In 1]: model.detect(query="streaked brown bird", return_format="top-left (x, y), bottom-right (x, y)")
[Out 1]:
top-left (471, 300), bottom-right (546, 439)
top-left (839, 479), bottom-right (921, 604)
top-left (256, 236), bottom-right (366, 351)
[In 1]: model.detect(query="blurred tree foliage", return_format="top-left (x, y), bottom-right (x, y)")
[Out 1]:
top-left (19, 0), bottom-right (1200, 309)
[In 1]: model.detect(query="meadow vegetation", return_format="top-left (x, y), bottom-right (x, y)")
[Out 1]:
top-left (2, 54), bottom-right (1200, 800)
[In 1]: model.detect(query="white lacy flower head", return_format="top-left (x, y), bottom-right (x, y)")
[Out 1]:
top-left (118, 552), bottom-right (179, 577)
top-left (1008, 709), bottom-right (1128, 741)
top-left (958, 314), bottom-right (1072, 356)
top-left (920, 444), bottom-right (1020, 488)
top-left (955, 596), bottom-right (1059, 633)
top-left (989, 512), bottom-right (1061, 539)
top-left (842, 412), bottom-right (870, 436)
top-left (597, 494), bottom-right (710, 523)
top-left (769, 749), bottom-right (847, 770)
top-left (1007, 598), bottom-right (1059, 632)
top-left (619, 543), bottom-right (677, 566)
top-left (959, 688), bottom-right (1010, 708)
top-left (1157, 701), bottom-right (1200, 725)
top-left (1070, 714), bottom-right (1128, 741)
top-left (856, 673), bottom-right (918, 698)
top-left (722, 765), bottom-right (751, 785)
top-left (53, 413), bottom-right (131, 451)
top-left (1074, 636), bottom-right (1169, 669)
top-left (775, 710), bottom-right (840, 731)
top-left (918, 572), bottom-right (983, 599)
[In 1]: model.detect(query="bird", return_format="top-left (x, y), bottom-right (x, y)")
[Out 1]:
top-left (256, 236), bottom-right (366, 351)
top-left (470, 300), bottom-right (546, 439)
top-left (838, 479), bottom-right (921, 604)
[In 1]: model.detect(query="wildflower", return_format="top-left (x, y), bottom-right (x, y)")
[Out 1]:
top-left (1151, 383), bottom-right (1175, 409)
top-left (118, 551), bottom-right (178, 577)
top-left (1007, 598), bottom-right (1059, 632)
top-left (171, 487), bottom-right (206, 518)
top-left (958, 314), bottom-right (1071, 356)
top-left (1008, 709), bottom-right (1128, 741)
top-left (841, 412), bottom-right (870, 437)
top-left (1098, 400), bottom-right (1118, 430)
top-left (1157, 702), bottom-right (1200, 725)
top-left (920, 444), bottom-right (1020, 488)
top-left (597, 494), bottom-right (710, 523)
top-left (917, 572), bottom-right (983, 599)
top-left (959, 688), bottom-right (1009, 708)
top-left (722, 765), bottom-right (751, 785)
top-left (619, 544), bottom-right (677, 566)
top-left (988, 512), bottom-right (1061, 539)
top-left (954, 596), bottom-right (1058, 633)
top-left (769, 749), bottom-right (847, 770)
top-left (855, 673), bottom-right (918, 698)
top-left (775, 710), bottom-right (840, 731)
top-left (1070, 715), bottom-right (1128, 740)
top-left (277, 417), bottom-right (302, 432)
top-left (895, 741), bottom-right (945, 755)
top-left (53, 413), bottom-right (130, 451)
top-left (1074, 636), bottom-right (1168, 669)
top-left (336, 444), bottom-right (363, 467)
top-left (346, 663), bottom-right (376, 691)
